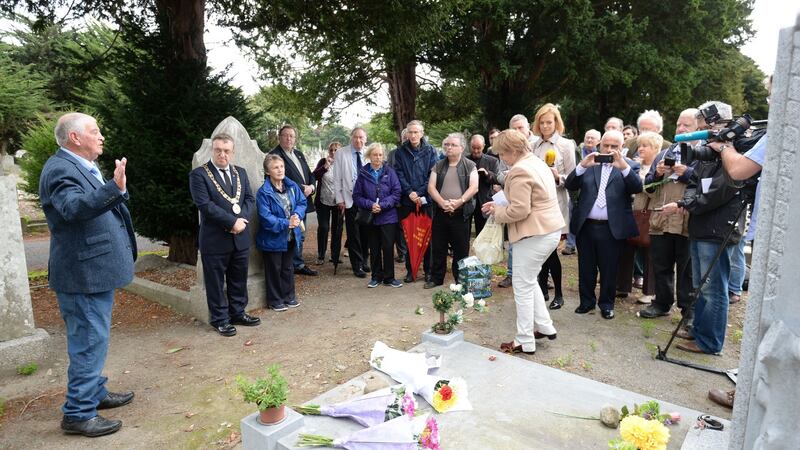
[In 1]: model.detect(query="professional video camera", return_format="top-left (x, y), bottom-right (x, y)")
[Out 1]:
top-left (673, 104), bottom-right (766, 164)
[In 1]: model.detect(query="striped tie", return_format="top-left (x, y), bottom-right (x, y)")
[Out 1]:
top-left (596, 165), bottom-right (611, 209)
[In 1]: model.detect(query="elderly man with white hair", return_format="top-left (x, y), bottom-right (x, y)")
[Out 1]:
top-left (624, 110), bottom-right (672, 158)
top-left (565, 130), bottom-right (643, 319)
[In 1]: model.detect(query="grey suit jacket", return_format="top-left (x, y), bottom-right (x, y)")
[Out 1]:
top-left (332, 144), bottom-right (363, 208)
top-left (39, 149), bottom-right (137, 294)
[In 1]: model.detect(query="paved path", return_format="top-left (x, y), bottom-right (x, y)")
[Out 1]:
top-left (24, 234), bottom-right (168, 270)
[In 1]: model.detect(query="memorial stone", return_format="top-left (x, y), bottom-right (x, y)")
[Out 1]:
top-left (0, 175), bottom-right (50, 368)
top-left (730, 16), bottom-right (800, 450)
top-left (188, 117), bottom-right (267, 322)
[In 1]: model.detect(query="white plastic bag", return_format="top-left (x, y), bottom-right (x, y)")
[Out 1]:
top-left (472, 216), bottom-right (504, 265)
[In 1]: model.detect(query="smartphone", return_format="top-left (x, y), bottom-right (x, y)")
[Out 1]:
top-left (595, 154), bottom-right (613, 164)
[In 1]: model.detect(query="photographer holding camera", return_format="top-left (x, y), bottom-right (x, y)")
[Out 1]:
top-left (660, 101), bottom-right (750, 356)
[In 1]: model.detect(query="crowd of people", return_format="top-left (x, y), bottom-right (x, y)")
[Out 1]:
top-left (42, 98), bottom-right (766, 434)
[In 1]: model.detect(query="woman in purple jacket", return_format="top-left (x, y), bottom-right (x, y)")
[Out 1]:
top-left (352, 143), bottom-right (403, 288)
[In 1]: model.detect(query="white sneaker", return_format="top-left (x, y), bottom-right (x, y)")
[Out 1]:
top-left (637, 295), bottom-right (654, 304)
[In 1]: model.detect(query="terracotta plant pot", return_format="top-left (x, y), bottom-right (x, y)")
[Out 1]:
top-left (258, 405), bottom-right (286, 425)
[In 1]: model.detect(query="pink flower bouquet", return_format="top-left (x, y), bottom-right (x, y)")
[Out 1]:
top-left (294, 385), bottom-right (417, 427)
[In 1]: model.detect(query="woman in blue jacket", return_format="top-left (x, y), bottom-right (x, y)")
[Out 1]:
top-left (352, 143), bottom-right (403, 288)
top-left (257, 154), bottom-right (307, 311)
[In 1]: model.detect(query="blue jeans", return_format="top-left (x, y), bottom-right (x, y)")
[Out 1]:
top-left (728, 239), bottom-right (746, 295)
top-left (57, 290), bottom-right (115, 421)
top-left (690, 240), bottom-right (734, 354)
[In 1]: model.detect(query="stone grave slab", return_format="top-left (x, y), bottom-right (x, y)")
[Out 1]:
top-left (253, 338), bottom-right (728, 450)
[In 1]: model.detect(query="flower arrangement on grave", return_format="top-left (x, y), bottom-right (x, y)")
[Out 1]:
top-left (294, 384), bottom-right (417, 427)
top-left (607, 400), bottom-right (677, 450)
top-left (296, 413), bottom-right (440, 449)
top-left (368, 342), bottom-right (473, 414)
top-left (431, 284), bottom-right (486, 334)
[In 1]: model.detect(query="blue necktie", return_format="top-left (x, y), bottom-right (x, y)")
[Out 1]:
top-left (89, 167), bottom-right (103, 184)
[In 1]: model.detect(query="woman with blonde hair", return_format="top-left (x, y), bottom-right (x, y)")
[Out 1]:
top-left (482, 129), bottom-right (565, 355)
top-left (530, 103), bottom-right (576, 310)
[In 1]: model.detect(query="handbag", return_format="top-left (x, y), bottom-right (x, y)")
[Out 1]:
top-left (627, 197), bottom-right (651, 247)
top-left (355, 207), bottom-right (374, 226)
top-left (472, 216), bottom-right (505, 264)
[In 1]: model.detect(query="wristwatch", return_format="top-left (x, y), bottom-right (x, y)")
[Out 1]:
top-left (717, 144), bottom-right (730, 153)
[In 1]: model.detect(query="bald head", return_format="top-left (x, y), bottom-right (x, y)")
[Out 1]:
top-left (599, 129), bottom-right (624, 154)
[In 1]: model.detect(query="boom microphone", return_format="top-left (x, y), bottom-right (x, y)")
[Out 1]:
top-left (674, 130), bottom-right (711, 142)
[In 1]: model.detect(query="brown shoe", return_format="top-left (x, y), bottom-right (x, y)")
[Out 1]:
top-left (500, 341), bottom-right (535, 354)
top-left (676, 341), bottom-right (706, 354)
top-left (729, 293), bottom-right (741, 304)
top-left (675, 328), bottom-right (695, 340)
top-left (498, 276), bottom-right (512, 288)
top-left (708, 388), bottom-right (735, 409)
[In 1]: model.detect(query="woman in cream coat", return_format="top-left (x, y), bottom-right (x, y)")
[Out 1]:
top-left (531, 103), bottom-right (576, 310)
top-left (482, 129), bottom-right (565, 355)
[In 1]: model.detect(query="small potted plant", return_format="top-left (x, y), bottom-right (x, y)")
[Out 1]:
top-left (431, 283), bottom-right (484, 334)
top-left (236, 364), bottom-right (289, 425)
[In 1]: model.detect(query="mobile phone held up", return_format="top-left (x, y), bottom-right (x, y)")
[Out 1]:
top-left (595, 154), bottom-right (613, 164)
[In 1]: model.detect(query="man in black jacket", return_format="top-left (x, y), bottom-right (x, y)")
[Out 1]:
top-left (660, 101), bottom-right (749, 355)
top-left (270, 125), bottom-right (318, 276)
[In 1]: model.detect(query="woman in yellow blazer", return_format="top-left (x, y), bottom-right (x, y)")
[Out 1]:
top-left (482, 130), bottom-right (565, 355)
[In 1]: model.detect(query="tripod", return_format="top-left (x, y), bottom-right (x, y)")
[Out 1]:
top-left (655, 191), bottom-right (751, 384)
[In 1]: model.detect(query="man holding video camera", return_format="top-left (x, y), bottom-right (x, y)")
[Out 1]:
top-left (660, 101), bottom-right (751, 355)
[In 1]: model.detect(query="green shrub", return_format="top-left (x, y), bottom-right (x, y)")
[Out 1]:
top-left (17, 362), bottom-right (38, 376)
top-left (19, 115), bottom-right (59, 198)
top-left (236, 364), bottom-right (289, 411)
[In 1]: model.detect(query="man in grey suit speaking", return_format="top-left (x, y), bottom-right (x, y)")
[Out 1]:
top-left (39, 112), bottom-right (137, 437)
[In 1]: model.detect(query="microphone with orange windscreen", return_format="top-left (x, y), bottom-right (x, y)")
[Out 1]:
top-left (545, 149), bottom-right (557, 167)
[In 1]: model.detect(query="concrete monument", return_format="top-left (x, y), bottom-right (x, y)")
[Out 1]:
top-left (188, 117), bottom-right (267, 322)
top-left (0, 175), bottom-right (50, 369)
top-left (730, 16), bottom-right (800, 450)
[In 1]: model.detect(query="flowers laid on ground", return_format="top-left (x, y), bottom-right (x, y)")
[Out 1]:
top-left (294, 385), bottom-right (417, 427)
top-left (431, 284), bottom-right (486, 334)
top-left (608, 400), bottom-right (677, 450)
top-left (369, 341), bottom-right (472, 414)
top-left (297, 413), bottom-right (439, 449)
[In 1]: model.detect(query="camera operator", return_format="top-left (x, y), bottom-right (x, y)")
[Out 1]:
top-left (660, 101), bottom-right (747, 356)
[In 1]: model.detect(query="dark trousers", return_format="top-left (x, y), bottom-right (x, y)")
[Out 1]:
top-left (316, 203), bottom-right (342, 260)
top-left (538, 250), bottom-right (563, 298)
top-left (650, 233), bottom-right (693, 313)
top-left (201, 248), bottom-right (249, 326)
top-left (368, 223), bottom-right (397, 282)
top-left (430, 210), bottom-right (470, 285)
top-left (399, 204), bottom-right (432, 280)
top-left (576, 220), bottom-right (624, 311)
top-left (262, 246), bottom-right (296, 308)
top-left (471, 208), bottom-right (488, 237)
top-left (617, 244), bottom-right (655, 295)
top-left (395, 222), bottom-right (408, 262)
top-left (344, 206), bottom-right (370, 272)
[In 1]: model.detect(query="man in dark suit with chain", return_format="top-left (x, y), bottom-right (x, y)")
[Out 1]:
top-left (565, 130), bottom-right (643, 319)
top-left (269, 125), bottom-right (318, 276)
top-left (40, 112), bottom-right (137, 437)
top-left (190, 133), bottom-right (259, 336)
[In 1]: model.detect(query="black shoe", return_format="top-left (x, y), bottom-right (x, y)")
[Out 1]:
top-left (295, 266), bottom-right (318, 276)
top-left (534, 331), bottom-right (557, 340)
top-left (549, 297), bottom-right (564, 310)
top-left (231, 313), bottom-right (261, 326)
top-left (269, 304), bottom-right (288, 312)
top-left (61, 415), bottom-right (122, 437)
top-left (97, 391), bottom-right (134, 410)
top-left (215, 323), bottom-right (237, 336)
top-left (354, 270), bottom-right (367, 278)
top-left (285, 299), bottom-right (300, 308)
top-left (574, 305), bottom-right (595, 314)
top-left (498, 276), bottom-right (512, 288)
top-left (424, 281), bottom-right (441, 289)
top-left (638, 305), bottom-right (670, 319)
top-left (601, 309), bottom-right (615, 319)
top-left (403, 274), bottom-right (414, 283)
top-left (424, 274), bottom-right (432, 283)
top-left (362, 265), bottom-right (371, 273)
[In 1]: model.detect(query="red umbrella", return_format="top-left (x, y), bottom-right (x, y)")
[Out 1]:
top-left (401, 204), bottom-right (432, 281)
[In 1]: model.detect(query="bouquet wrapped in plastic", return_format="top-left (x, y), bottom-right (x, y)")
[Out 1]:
top-left (297, 413), bottom-right (440, 450)
top-left (294, 385), bottom-right (417, 427)
top-left (457, 256), bottom-right (493, 299)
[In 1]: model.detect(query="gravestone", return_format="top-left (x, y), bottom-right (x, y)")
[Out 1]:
top-left (188, 117), bottom-right (267, 322)
top-left (729, 16), bottom-right (800, 450)
top-left (0, 175), bottom-right (50, 369)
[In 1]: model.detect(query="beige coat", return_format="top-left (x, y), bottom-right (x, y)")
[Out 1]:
top-left (646, 175), bottom-right (690, 237)
top-left (531, 133), bottom-right (575, 234)
top-left (493, 153), bottom-right (565, 243)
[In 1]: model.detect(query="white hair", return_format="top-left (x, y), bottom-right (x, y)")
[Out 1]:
top-left (637, 110), bottom-right (663, 133)
top-left (406, 120), bottom-right (424, 132)
top-left (601, 129), bottom-right (625, 144)
top-left (443, 132), bottom-right (466, 149)
top-left (54, 112), bottom-right (95, 147)
top-left (605, 117), bottom-right (624, 130)
top-left (697, 101), bottom-right (733, 122)
top-left (585, 129), bottom-right (601, 140)
top-left (508, 114), bottom-right (528, 128)
top-left (470, 134), bottom-right (485, 146)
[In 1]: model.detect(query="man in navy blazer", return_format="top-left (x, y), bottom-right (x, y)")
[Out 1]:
top-left (190, 133), bottom-right (258, 337)
top-left (565, 130), bottom-right (643, 319)
top-left (39, 113), bottom-right (137, 437)
top-left (269, 125), bottom-right (318, 276)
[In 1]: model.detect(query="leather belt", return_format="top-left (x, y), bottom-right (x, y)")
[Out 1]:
top-left (585, 219), bottom-right (609, 224)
